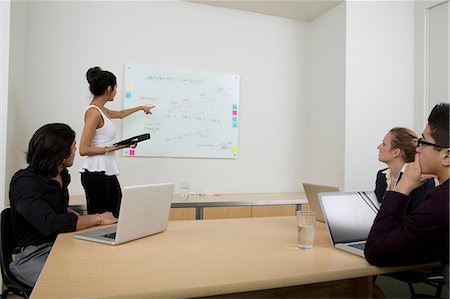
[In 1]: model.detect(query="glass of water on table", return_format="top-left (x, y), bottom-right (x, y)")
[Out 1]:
top-left (296, 210), bottom-right (316, 249)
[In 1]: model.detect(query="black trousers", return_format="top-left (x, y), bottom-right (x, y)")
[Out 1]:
top-left (81, 171), bottom-right (122, 217)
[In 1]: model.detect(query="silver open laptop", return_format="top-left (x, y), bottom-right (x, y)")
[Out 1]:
top-left (318, 191), bottom-right (379, 257)
top-left (73, 183), bottom-right (174, 245)
top-left (302, 183), bottom-right (340, 222)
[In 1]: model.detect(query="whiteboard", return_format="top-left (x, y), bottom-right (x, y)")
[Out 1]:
top-left (122, 65), bottom-right (240, 158)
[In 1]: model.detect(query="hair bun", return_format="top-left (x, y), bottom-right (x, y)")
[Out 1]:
top-left (86, 67), bottom-right (102, 84)
top-left (86, 66), bottom-right (116, 96)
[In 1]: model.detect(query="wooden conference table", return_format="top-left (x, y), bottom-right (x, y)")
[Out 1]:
top-left (70, 192), bottom-right (308, 220)
top-left (30, 216), bottom-right (434, 299)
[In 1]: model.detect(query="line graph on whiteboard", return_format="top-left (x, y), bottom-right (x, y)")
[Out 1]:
top-left (122, 65), bottom-right (240, 158)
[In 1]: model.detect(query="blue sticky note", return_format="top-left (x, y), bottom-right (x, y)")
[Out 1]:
top-left (125, 92), bottom-right (132, 99)
top-left (232, 123), bottom-right (238, 128)
top-left (232, 117), bottom-right (237, 122)
top-left (232, 104), bottom-right (237, 110)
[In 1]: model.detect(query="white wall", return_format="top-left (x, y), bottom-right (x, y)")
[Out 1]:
top-left (7, 1), bottom-right (427, 199)
top-left (7, 1), bottom-right (309, 197)
top-left (414, 0), bottom-right (449, 131)
top-left (1, 0), bottom-right (10, 211)
top-left (345, 1), bottom-right (415, 191)
top-left (7, 1), bottom-right (27, 206)
top-left (306, 3), bottom-right (346, 188)
top-left (427, 1), bottom-right (449, 108)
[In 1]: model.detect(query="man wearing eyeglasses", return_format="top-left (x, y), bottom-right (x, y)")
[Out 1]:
top-left (365, 102), bottom-right (449, 285)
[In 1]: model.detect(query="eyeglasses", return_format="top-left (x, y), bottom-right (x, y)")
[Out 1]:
top-left (417, 138), bottom-right (448, 149)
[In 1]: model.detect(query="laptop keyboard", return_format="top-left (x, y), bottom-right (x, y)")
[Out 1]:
top-left (101, 232), bottom-right (116, 239)
top-left (348, 243), bottom-right (365, 250)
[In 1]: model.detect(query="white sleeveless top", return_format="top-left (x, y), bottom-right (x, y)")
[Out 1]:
top-left (79, 105), bottom-right (120, 176)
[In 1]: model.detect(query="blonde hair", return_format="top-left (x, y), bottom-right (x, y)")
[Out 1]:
top-left (389, 127), bottom-right (417, 163)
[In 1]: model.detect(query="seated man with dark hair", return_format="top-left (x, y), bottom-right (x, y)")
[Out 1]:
top-left (9, 123), bottom-right (117, 287)
top-left (365, 102), bottom-right (449, 285)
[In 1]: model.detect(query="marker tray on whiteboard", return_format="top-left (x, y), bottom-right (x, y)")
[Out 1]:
top-left (113, 133), bottom-right (150, 146)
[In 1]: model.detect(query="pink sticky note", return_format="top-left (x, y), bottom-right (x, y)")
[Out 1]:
top-left (129, 149), bottom-right (135, 156)
top-left (232, 110), bottom-right (237, 116)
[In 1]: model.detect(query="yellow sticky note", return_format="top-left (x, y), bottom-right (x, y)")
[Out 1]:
top-left (231, 147), bottom-right (237, 153)
top-left (125, 84), bottom-right (135, 91)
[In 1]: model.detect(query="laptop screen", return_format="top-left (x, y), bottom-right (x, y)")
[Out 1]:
top-left (319, 192), bottom-right (378, 244)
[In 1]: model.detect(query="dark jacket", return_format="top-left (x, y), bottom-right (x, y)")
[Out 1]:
top-left (10, 166), bottom-right (78, 249)
top-left (374, 168), bottom-right (435, 215)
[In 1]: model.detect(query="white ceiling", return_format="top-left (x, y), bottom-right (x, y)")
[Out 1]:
top-left (187, 1), bottom-right (344, 22)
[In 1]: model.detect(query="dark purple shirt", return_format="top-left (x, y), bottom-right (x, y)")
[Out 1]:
top-left (365, 179), bottom-right (449, 266)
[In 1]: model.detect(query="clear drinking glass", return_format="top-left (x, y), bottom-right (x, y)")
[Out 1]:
top-left (296, 210), bottom-right (316, 249)
top-left (180, 182), bottom-right (190, 200)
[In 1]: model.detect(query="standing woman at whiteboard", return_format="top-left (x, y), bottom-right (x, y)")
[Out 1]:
top-left (79, 67), bottom-right (154, 217)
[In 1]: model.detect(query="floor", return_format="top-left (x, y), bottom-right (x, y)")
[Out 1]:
top-left (376, 274), bottom-right (449, 298)
top-left (3, 277), bottom-right (449, 298)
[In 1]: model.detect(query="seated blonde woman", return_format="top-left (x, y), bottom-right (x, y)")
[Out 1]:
top-left (375, 127), bottom-right (435, 216)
